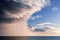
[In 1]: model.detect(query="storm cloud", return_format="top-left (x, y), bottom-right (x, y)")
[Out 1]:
top-left (0, 0), bottom-right (51, 23)
top-left (0, 0), bottom-right (52, 36)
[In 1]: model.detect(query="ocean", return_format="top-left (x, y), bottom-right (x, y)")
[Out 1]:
top-left (28, 36), bottom-right (60, 40)
top-left (0, 36), bottom-right (60, 40)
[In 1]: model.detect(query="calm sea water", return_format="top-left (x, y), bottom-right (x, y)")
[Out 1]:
top-left (0, 36), bottom-right (60, 40)
top-left (28, 36), bottom-right (60, 40)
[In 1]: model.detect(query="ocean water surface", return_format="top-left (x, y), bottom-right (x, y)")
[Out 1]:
top-left (28, 36), bottom-right (60, 40)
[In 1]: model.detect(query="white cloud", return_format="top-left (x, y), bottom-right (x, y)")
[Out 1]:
top-left (52, 7), bottom-right (58, 11)
top-left (37, 22), bottom-right (56, 26)
top-left (30, 15), bottom-right (42, 20)
top-left (29, 22), bottom-right (60, 33)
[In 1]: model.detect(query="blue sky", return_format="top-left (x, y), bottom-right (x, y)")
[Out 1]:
top-left (28, 0), bottom-right (60, 27)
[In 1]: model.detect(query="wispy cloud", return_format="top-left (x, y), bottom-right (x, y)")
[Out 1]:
top-left (29, 22), bottom-right (60, 33)
top-left (30, 15), bottom-right (42, 20)
top-left (37, 22), bottom-right (56, 26)
top-left (52, 7), bottom-right (58, 11)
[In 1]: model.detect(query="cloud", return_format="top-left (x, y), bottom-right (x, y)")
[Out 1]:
top-left (1, 0), bottom-right (51, 35)
top-left (37, 22), bottom-right (56, 26)
top-left (3, 0), bottom-right (51, 21)
top-left (29, 22), bottom-right (60, 33)
top-left (52, 7), bottom-right (58, 11)
top-left (19, 0), bottom-right (51, 20)
top-left (2, 0), bottom-right (60, 36)
top-left (30, 15), bottom-right (42, 20)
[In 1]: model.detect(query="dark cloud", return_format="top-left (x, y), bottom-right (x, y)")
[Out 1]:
top-left (0, 0), bottom-right (50, 23)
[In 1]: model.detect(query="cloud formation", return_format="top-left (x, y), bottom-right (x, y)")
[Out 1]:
top-left (29, 22), bottom-right (60, 33)
top-left (30, 15), bottom-right (42, 20)
top-left (0, 0), bottom-right (51, 36)
top-left (2, 0), bottom-right (51, 21)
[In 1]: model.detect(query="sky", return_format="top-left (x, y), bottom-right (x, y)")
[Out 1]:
top-left (0, 0), bottom-right (60, 36)
top-left (27, 0), bottom-right (60, 32)
top-left (28, 0), bottom-right (60, 27)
